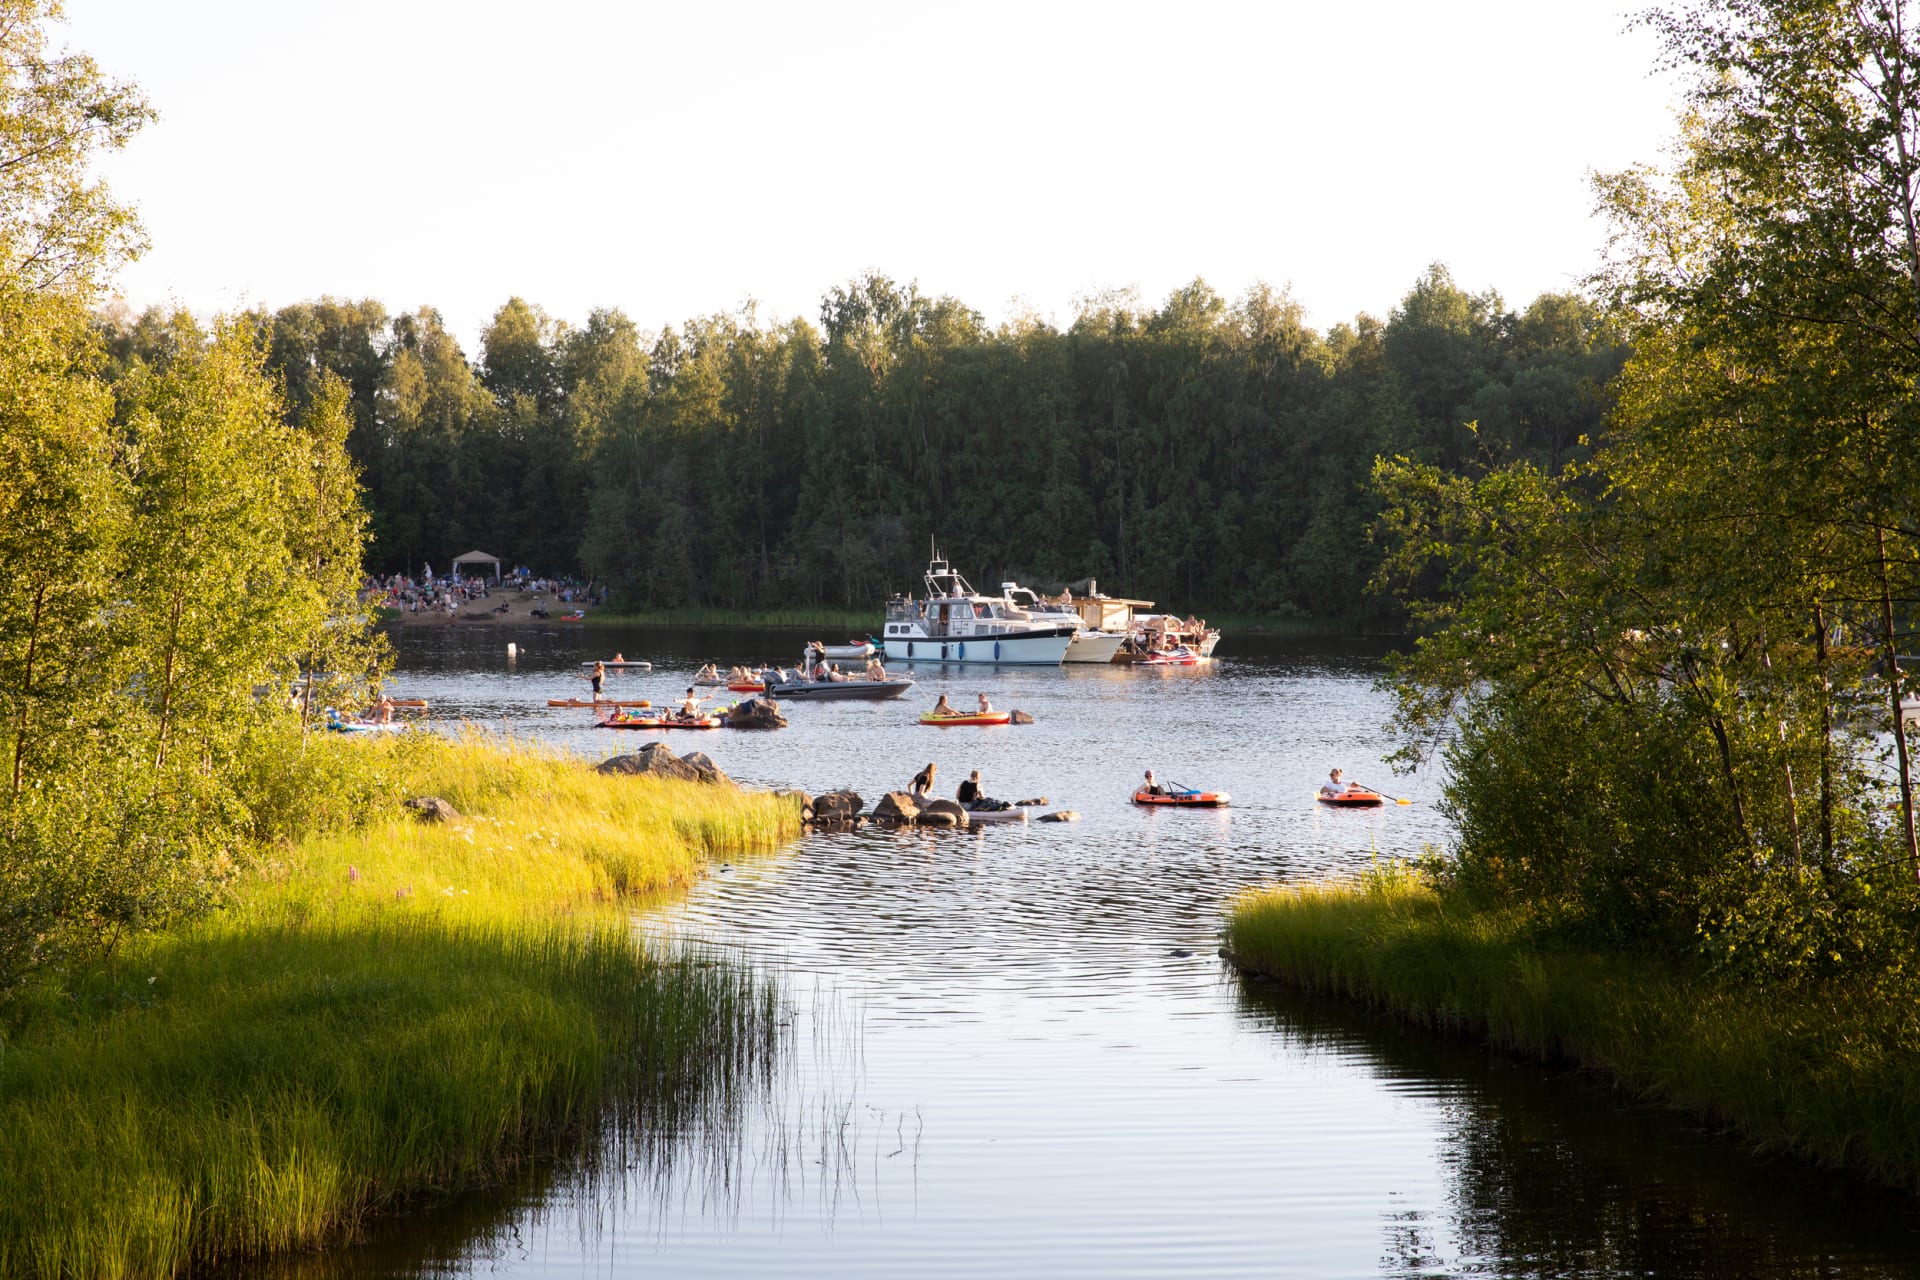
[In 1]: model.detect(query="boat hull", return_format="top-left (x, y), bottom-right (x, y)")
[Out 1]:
top-left (767, 679), bottom-right (915, 700)
top-left (920, 711), bottom-right (1013, 726)
top-left (1063, 631), bottom-right (1126, 664)
top-left (963, 806), bottom-right (1028, 824)
top-left (885, 626), bottom-right (1073, 666)
top-left (1133, 788), bottom-right (1229, 807)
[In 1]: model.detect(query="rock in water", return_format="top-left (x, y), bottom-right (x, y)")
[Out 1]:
top-left (403, 796), bottom-right (460, 823)
top-left (597, 742), bottom-right (704, 782)
top-left (871, 791), bottom-right (922, 824)
top-left (811, 789), bottom-right (864, 820)
top-left (1038, 810), bottom-right (1081, 823)
top-left (1014, 796), bottom-right (1049, 806)
top-left (726, 697), bottom-right (788, 729)
top-left (681, 751), bottom-right (733, 786)
top-left (1010, 709), bottom-right (1035, 725)
top-left (918, 797), bottom-right (969, 825)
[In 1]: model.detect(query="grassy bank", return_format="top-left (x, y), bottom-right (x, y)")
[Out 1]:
top-left (1225, 866), bottom-right (1920, 1188)
top-left (0, 734), bottom-right (803, 1279)
top-left (589, 606), bottom-right (878, 632)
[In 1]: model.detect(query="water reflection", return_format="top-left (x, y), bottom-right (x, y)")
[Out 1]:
top-left (324, 627), bottom-right (1920, 1279)
top-left (1233, 982), bottom-right (1920, 1278)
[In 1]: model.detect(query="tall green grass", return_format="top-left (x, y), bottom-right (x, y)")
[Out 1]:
top-left (0, 734), bottom-right (802, 1279)
top-left (1226, 867), bottom-right (1920, 1188)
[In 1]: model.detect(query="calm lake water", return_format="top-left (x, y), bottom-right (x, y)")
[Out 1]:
top-left (303, 624), bottom-right (1920, 1278)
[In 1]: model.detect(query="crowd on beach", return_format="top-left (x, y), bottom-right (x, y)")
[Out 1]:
top-left (360, 563), bottom-right (604, 617)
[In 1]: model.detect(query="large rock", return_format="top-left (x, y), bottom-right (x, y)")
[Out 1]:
top-left (726, 697), bottom-right (788, 729)
top-left (811, 789), bottom-right (864, 820)
top-left (680, 751), bottom-right (733, 786)
top-left (871, 791), bottom-right (922, 824)
top-left (917, 797), bottom-right (969, 825)
top-left (597, 742), bottom-right (704, 782)
top-left (1014, 796), bottom-right (1050, 807)
top-left (1010, 709), bottom-right (1036, 725)
top-left (403, 795), bottom-right (460, 823)
top-left (1038, 809), bottom-right (1081, 823)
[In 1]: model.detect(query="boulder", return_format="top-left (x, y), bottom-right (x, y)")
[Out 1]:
top-left (726, 697), bottom-right (788, 729)
top-left (1010, 709), bottom-right (1035, 725)
top-left (680, 751), bottom-right (733, 786)
top-left (403, 796), bottom-right (460, 823)
top-left (871, 791), bottom-right (922, 824)
top-left (597, 742), bottom-right (704, 782)
top-left (1014, 796), bottom-right (1050, 807)
top-left (1038, 809), bottom-right (1081, 823)
top-left (811, 789), bottom-right (864, 820)
top-left (917, 810), bottom-right (960, 827)
top-left (917, 797), bottom-right (969, 825)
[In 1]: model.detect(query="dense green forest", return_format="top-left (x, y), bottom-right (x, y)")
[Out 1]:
top-left (95, 269), bottom-right (1625, 621)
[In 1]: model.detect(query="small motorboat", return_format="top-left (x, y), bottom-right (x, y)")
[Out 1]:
top-left (1132, 787), bottom-right (1229, 807)
top-left (597, 714), bottom-right (722, 730)
top-left (1317, 789), bottom-right (1385, 807)
top-left (1137, 645), bottom-right (1202, 666)
top-left (767, 676), bottom-right (915, 701)
top-left (579, 659), bottom-right (652, 671)
top-left (818, 640), bottom-right (880, 661)
top-left (920, 710), bottom-right (1013, 726)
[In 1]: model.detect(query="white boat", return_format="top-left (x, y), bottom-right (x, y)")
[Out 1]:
top-left (1001, 583), bottom-right (1126, 664)
top-left (816, 640), bottom-right (877, 661)
top-left (882, 555), bottom-right (1076, 665)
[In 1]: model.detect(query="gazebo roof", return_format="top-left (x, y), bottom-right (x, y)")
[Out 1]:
top-left (450, 550), bottom-right (500, 564)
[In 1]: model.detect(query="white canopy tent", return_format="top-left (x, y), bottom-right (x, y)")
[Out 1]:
top-left (450, 550), bottom-right (501, 581)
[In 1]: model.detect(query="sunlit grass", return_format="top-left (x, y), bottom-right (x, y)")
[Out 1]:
top-left (1226, 867), bottom-right (1920, 1188)
top-left (0, 733), bottom-right (801, 1279)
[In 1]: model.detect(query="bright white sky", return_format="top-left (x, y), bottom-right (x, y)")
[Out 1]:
top-left (62, 0), bottom-right (1680, 349)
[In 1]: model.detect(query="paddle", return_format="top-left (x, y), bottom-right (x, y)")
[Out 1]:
top-left (1350, 780), bottom-right (1414, 806)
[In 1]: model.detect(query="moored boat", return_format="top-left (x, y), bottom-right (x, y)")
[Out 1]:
top-left (882, 554), bottom-right (1076, 665)
top-left (1136, 645), bottom-right (1202, 667)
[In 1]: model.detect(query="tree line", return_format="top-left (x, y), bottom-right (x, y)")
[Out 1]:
top-left (97, 268), bottom-right (1626, 621)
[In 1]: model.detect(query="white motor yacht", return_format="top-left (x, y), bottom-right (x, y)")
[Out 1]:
top-left (882, 556), bottom-right (1076, 665)
top-left (1001, 583), bottom-right (1125, 664)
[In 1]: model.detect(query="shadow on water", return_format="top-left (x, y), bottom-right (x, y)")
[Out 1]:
top-left (1231, 978), bottom-right (1920, 1278)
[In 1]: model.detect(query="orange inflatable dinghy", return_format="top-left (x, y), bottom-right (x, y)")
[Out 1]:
top-left (920, 710), bottom-right (1012, 726)
top-left (1133, 787), bottom-right (1230, 807)
top-left (1317, 790), bottom-right (1385, 807)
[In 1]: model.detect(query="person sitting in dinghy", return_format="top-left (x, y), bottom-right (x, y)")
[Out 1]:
top-left (679, 688), bottom-right (704, 720)
top-left (931, 694), bottom-right (957, 717)
top-left (976, 693), bottom-right (994, 714)
top-left (1319, 768), bottom-right (1367, 798)
top-left (1143, 769), bottom-right (1165, 797)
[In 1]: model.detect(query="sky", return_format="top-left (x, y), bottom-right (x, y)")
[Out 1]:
top-left (61, 0), bottom-right (1682, 348)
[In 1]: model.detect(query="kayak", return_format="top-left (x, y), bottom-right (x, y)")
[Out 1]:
top-left (1133, 788), bottom-right (1229, 807)
top-left (1317, 790), bottom-right (1385, 807)
top-left (597, 715), bottom-right (722, 730)
top-left (920, 711), bottom-right (1012, 726)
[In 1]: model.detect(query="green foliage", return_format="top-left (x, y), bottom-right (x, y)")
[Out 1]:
top-left (160, 270), bottom-right (1623, 622)
top-left (1227, 871), bottom-right (1920, 1188)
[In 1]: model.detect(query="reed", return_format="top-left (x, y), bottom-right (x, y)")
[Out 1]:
top-left (1226, 866), bottom-right (1920, 1188)
top-left (0, 734), bottom-right (800, 1279)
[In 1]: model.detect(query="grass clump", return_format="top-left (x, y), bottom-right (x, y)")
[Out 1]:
top-left (0, 733), bottom-right (802, 1279)
top-left (1225, 865), bottom-right (1920, 1188)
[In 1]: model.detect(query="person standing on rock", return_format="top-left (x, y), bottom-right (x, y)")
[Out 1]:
top-left (910, 762), bottom-right (937, 797)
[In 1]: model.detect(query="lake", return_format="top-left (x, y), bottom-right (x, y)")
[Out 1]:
top-left (292, 624), bottom-right (1920, 1278)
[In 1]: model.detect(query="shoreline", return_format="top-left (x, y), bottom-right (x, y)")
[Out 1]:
top-left (1223, 868), bottom-right (1920, 1193)
top-left (0, 735), bottom-right (803, 1277)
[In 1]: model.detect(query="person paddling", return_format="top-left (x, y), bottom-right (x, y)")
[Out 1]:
top-left (1319, 767), bottom-right (1365, 798)
top-left (931, 693), bottom-right (956, 717)
top-left (679, 687), bottom-right (703, 720)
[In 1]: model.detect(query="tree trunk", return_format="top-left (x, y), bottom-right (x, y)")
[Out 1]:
top-left (1814, 601), bottom-right (1835, 868)
top-left (11, 583), bottom-right (46, 797)
top-left (1876, 524), bottom-right (1919, 877)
